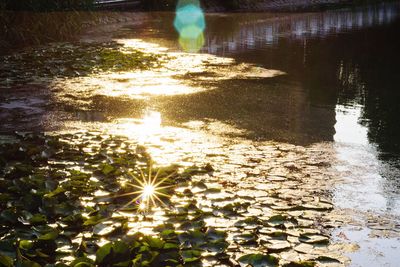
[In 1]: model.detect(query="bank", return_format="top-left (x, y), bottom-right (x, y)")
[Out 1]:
top-left (0, 0), bottom-right (392, 12)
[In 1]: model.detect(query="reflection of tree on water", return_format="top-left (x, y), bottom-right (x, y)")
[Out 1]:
top-left (332, 19), bottom-right (400, 156)
top-left (182, 2), bottom-right (400, 208)
top-left (199, 2), bottom-right (400, 155)
top-left (202, 2), bottom-right (399, 55)
top-left (301, 5), bottom-right (400, 208)
top-left (136, 2), bottom-right (400, 152)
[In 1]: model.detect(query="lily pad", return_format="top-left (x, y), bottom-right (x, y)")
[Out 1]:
top-left (316, 255), bottom-right (341, 263)
top-left (299, 234), bottom-right (329, 245)
top-left (95, 241), bottom-right (130, 265)
top-left (264, 240), bottom-right (291, 252)
top-left (181, 249), bottom-right (201, 263)
top-left (0, 253), bottom-right (13, 267)
top-left (283, 261), bottom-right (316, 267)
top-left (238, 253), bottom-right (279, 267)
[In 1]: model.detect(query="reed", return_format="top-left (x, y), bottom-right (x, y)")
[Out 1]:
top-left (1, 0), bottom-right (95, 11)
top-left (0, 11), bottom-right (122, 53)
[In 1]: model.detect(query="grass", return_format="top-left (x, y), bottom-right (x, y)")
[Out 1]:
top-left (0, 11), bottom-right (125, 53)
top-left (0, 0), bottom-right (94, 11)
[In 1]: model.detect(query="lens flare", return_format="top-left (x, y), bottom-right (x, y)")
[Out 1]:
top-left (110, 165), bottom-right (176, 212)
top-left (174, 0), bottom-right (205, 52)
top-left (179, 33), bottom-right (205, 53)
top-left (142, 184), bottom-right (155, 198)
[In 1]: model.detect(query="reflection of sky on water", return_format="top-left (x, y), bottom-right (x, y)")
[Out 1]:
top-left (201, 3), bottom-right (399, 55)
top-left (334, 105), bottom-right (400, 216)
top-left (332, 227), bottom-right (400, 267)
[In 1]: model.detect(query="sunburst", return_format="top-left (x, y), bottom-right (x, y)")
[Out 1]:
top-left (112, 165), bottom-right (176, 212)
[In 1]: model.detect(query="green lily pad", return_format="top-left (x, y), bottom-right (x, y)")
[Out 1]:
top-left (178, 230), bottom-right (206, 247)
top-left (160, 229), bottom-right (177, 240)
top-left (0, 209), bottom-right (18, 224)
top-left (71, 257), bottom-right (95, 267)
top-left (142, 236), bottom-right (165, 249)
top-left (0, 253), bottom-right (13, 267)
top-left (19, 240), bottom-right (34, 251)
top-left (29, 214), bottom-right (47, 225)
top-left (238, 253), bottom-right (279, 267)
top-left (235, 217), bottom-right (261, 228)
top-left (181, 249), bottom-right (201, 263)
top-left (316, 255), bottom-right (341, 263)
top-left (163, 242), bottom-right (179, 250)
top-left (100, 163), bottom-right (115, 176)
top-left (300, 202), bottom-right (333, 211)
top-left (44, 186), bottom-right (66, 198)
top-left (95, 241), bottom-right (130, 265)
top-left (299, 234), bottom-right (329, 245)
top-left (233, 233), bottom-right (258, 245)
top-left (283, 261), bottom-right (316, 267)
top-left (202, 240), bottom-right (229, 253)
top-left (267, 214), bottom-right (287, 226)
top-left (206, 228), bottom-right (227, 241)
top-left (38, 230), bottom-right (59, 241)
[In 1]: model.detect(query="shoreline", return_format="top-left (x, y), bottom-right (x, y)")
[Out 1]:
top-left (102, 0), bottom-right (395, 12)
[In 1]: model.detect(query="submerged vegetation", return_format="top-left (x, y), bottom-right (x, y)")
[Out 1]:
top-left (0, 42), bottom-right (162, 88)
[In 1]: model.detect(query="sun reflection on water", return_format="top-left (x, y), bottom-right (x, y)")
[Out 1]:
top-left (140, 110), bottom-right (162, 131)
top-left (52, 38), bottom-right (285, 101)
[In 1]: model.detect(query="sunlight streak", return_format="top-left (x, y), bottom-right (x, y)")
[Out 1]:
top-left (142, 184), bottom-right (155, 198)
top-left (111, 165), bottom-right (175, 212)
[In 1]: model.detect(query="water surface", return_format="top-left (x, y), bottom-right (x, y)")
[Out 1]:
top-left (1, 2), bottom-right (400, 265)
top-left (123, 2), bottom-right (400, 216)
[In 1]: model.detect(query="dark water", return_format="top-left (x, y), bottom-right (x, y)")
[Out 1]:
top-left (133, 3), bottom-right (400, 151)
top-left (117, 2), bottom-right (400, 216)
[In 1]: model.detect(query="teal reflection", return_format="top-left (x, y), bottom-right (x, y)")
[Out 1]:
top-left (174, 0), bottom-right (205, 52)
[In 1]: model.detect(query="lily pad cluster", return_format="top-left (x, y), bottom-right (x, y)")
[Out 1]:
top-left (0, 132), bottom-right (345, 266)
top-left (170, 175), bottom-right (341, 266)
top-left (0, 42), bottom-right (162, 89)
top-left (0, 132), bottom-right (181, 266)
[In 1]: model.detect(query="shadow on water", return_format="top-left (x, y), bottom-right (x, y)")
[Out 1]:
top-left (157, 76), bottom-right (336, 144)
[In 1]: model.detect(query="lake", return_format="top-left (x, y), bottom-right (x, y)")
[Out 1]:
top-left (1, 2), bottom-right (400, 265)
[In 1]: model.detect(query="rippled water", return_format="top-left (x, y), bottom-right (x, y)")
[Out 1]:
top-left (1, 2), bottom-right (400, 266)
